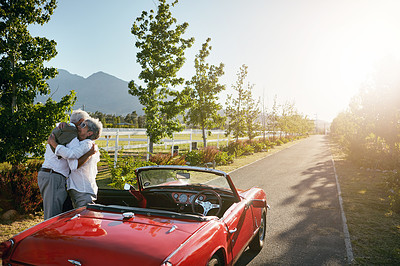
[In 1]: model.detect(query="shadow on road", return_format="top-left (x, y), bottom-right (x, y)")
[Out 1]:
top-left (235, 136), bottom-right (346, 265)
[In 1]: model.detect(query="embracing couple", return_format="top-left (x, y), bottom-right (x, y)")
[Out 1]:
top-left (37, 109), bottom-right (103, 220)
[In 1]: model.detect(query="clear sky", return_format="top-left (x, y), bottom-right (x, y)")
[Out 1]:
top-left (29, 0), bottom-right (400, 122)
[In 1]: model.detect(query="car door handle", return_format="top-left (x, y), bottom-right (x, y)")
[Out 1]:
top-left (229, 228), bottom-right (237, 234)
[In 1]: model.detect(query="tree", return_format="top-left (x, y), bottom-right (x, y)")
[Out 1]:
top-left (0, 0), bottom-right (75, 165)
top-left (138, 115), bottom-right (146, 128)
top-left (330, 57), bottom-right (400, 169)
top-left (225, 64), bottom-right (249, 141)
top-left (268, 95), bottom-right (279, 138)
top-left (113, 116), bottom-right (121, 127)
top-left (128, 0), bottom-right (194, 153)
top-left (185, 38), bottom-right (225, 147)
top-left (125, 111), bottom-right (138, 127)
top-left (278, 101), bottom-right (295, 138)
top-left (242, 83), bottom-right (261, 140)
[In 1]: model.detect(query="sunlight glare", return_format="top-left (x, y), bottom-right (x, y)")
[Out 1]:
top-left (320, 9), bottom-right (400, 114)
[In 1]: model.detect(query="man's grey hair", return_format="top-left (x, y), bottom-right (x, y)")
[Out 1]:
top-left (85, 118), bottom-right (103, 140)
top-left (70, 109), bottom-right (90, 124)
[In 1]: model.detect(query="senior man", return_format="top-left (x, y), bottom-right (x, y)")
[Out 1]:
top-left (48, 117), bottom-right (103, 208)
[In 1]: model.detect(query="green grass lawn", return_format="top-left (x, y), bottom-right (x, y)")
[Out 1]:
top-left (97, 132), bottom-right (231, 153)
top-left (330, 143), bottom-right (400, 264)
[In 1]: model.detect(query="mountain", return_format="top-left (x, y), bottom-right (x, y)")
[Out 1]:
top-left (36, 69), bottom-right (144, 115)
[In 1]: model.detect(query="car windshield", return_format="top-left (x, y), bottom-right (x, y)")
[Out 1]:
top-left (138, 168), bottom-right (232, 192)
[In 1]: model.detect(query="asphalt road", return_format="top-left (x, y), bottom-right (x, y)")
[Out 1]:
top-left (232, 135), bottom-right (347, 266)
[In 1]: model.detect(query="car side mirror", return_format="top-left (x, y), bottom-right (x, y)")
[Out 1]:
top-left (250, 199), bottom-right (267, 208)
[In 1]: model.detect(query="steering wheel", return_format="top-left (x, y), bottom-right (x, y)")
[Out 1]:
top-left (191, 190), bottom-right (222, 216)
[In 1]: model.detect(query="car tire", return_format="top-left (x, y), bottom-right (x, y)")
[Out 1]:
top-left (207, 253), bottom-right (223, 266)
top-left (249, 208), bottom-right (266, 252)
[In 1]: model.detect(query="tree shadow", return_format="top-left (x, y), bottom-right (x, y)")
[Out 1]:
top-left (235, 138), bottom-right (347, 265)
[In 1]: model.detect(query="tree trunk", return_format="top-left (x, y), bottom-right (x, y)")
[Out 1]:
top-left (149, 140), bottom-right (154, 154)
top-left (202, 125), bottom-right (207, 148)
top-left (11, 55), bottom-right (17, 113)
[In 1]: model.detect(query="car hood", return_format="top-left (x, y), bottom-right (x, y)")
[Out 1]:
top-left (10, 208), bottom-right (207, 265)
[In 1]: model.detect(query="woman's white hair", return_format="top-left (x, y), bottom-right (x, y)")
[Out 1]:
top-left (85, 118), bottom-right (103, 140)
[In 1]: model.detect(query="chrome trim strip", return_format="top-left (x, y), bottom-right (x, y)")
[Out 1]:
top-left (70, 214), bottom-right (80, 220)
top-left (122, 212), bottom-right (135, 219)
top-left (166, 225), bottom-right (178, 234)
top-left (68, 259), bottom-right (82, 265)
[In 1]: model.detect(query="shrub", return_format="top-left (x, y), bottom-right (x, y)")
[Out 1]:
top-left (385, 172), bottom-right (400, 214)
top-left (0, 162), bottom-right (42, 214)
top-left (253, 141), bottom-right (265, 153)
top-left (184, 150), bottom-right (203, 166)
top-left (149, 153), bottom-right (172, 165)
top-left (148, 153), bottom-right (187, 166)
top-left (275, 139), bottom-right (283, 146)
top-left (261, 139), bottom-right (270, 151)
top-left (223, 140), bottom-right (257, 157)
top-left (101, 149), bottom-right (155, 190)
top-left (221, 142), bottom-right (234, 156)
top-left (261, 139), bottom-right (273, 149)
top-left (281, 137), bottom-right (289, 143)
top-left (214, 151), bottom-right (234, 165)
top-left (166, 155), bottom-right (187, 166)
top-left (202, 146), bottom-right (219, 163)
top-left (224, 141), bottom-right (243, 157)
top-left (242, 144), bottom-right (254, 155)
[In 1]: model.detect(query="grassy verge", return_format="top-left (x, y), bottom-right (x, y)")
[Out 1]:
top-left (0, 212), bottom-right (43, 243)
top-left (330, 142), bottom-right (400, 264)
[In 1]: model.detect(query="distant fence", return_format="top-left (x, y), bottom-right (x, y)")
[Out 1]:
top-left (100, 128), bottom-right (228, 151)
top-left (99, 128), bottom-right (276, 162)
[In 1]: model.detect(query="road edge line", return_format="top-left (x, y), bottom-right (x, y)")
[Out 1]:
top-left (331, 158), bottom-right (354, 264)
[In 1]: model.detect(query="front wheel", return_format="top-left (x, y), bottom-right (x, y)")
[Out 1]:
top-left (249, 208), bottom-right (266, 252)
top-left (207, 253), bottom-right (223, 266)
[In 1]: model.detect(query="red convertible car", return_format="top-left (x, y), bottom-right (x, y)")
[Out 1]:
top-left (1, 165), bottom-right (268, 265)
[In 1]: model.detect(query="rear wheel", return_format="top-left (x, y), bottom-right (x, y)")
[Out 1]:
top-left (207, 253), bottom-right (223, 266)
top-left (249, 208), bottom-right (266, 252)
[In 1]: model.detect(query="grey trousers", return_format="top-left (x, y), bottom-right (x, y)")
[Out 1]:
top-left (38, 171), bottom-right (67, 220)
top-left (68, 189), bottom-right (95, 208)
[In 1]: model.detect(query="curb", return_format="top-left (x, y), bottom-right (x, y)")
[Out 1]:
top-left (331, 158), bottom-right (354, 263)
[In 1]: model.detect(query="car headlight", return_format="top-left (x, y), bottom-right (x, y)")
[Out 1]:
top-left (0, 239), bottom-right (14, 259)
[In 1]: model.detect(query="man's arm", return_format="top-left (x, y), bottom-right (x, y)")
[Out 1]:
top-left (48, 133), bottom-right (89, 159)
top-left (77, 144), bottom-right (97, 168)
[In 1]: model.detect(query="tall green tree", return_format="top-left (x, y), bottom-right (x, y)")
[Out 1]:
top-left (0, 0), bottom-right (75, 165)
top-left (185, 38), bottom-right (225, 147)
top-left (225, 64), bottom-right (249, 141)
top-left (242, 83), bottom-right (261, 140)
top-left (125, 111), bottom-right (138, 127)
top-left (138, 115), bottom-right (146, 128)
top-left (128, 0), bottom-right (194, 153)
top-left (268, 95), bottom-right (279, 138)
top-left (278, 101), bottom-right (295, 137)
top-left (330, 58), bottom-right (400, 169)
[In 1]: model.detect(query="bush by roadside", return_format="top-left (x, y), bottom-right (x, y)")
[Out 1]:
top-left (0, 161), bottom-right (42, 215)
